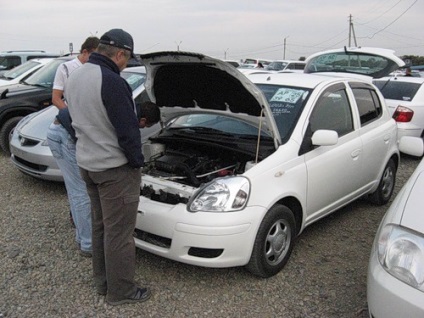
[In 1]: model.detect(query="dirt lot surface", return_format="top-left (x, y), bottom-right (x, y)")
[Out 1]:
top-left (0, 152), bottom-right (420, 317)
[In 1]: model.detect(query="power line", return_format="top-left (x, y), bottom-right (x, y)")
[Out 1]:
top-left (365, 0), bottom-right (418, 39)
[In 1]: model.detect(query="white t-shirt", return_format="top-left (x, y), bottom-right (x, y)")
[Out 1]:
top-left (52, 57), bottom-right (83, 91)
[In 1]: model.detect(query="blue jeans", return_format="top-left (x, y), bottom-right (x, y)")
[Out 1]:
top-left (47, 122), bottom-right (92, 252)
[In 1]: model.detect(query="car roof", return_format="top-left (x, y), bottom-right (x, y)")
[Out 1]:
top-left (247, 72), bottom-right (352, 89)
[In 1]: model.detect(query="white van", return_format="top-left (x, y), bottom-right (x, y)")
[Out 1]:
top-left (0, 50), bottom-right (59, 74)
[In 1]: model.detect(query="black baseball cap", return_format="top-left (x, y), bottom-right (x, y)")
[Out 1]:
top-left (99, 28), bottom-right (135, 58)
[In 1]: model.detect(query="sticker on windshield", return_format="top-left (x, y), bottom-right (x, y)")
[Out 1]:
top-left (270, 88), bottom-right (304, 104)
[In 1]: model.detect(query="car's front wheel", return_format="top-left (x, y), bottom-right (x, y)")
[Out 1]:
top-left (246, 204), bottom-right (295, 278)
top-left (0, 116), bottom-right (23, 154)
top-left (368, 158), bottom-right (396, 205)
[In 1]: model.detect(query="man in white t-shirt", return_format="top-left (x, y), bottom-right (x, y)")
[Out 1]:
top-left (47, 36), bottom-right (99, 257)
top-left (52, 37), bottom-right (99, 109)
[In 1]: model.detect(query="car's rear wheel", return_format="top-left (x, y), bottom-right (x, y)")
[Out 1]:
top-left (369, 158), bottom-right (396, 205)
top-left (246, 204), bottom-right (295, 278)
top-left (0, 116), bottom-right (23, 154)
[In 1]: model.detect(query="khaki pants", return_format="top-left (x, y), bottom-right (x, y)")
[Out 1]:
top-left (80, 165), bottom-right (141, 302)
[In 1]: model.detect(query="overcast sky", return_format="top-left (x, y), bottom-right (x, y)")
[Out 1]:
top-left (1, 0), bottom-right (423, 62)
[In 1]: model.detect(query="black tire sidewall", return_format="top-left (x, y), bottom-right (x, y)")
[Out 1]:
top-left (0, 116), bottom-right (24, 154)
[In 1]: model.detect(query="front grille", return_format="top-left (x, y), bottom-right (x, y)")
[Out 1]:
top-left (188, 247), bottom-right (223, 258)
top-left (14, 156), bottom-right (48, 172)
top-left (134, 229), bottom-right (172, 248)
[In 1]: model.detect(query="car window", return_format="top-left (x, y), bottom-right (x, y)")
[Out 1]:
top-left (256, 83), bottom-right (311, 141)
top-left (3, 60), bottom-right (40, 79)
top-left (0, 56), bottom-right (21, 70)
top-left (295, 63), bottom-right (306, 70)
top-left (373, 80), bottom-right (421, 101)
top-left (309, 88), bottom-right (353, 137)
top-left (23, 58), bottom-right (66, 88)
top-left (351, 86), bottom-right (382, 125)
top-left (120, 71), bottom-right (146, 91)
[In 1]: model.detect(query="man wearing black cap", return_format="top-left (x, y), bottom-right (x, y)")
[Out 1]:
top-left (66, 28), bottom-right (151, 305)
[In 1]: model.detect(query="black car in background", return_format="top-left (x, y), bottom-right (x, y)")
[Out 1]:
top-left (0, 56), bottom-right (73, 153)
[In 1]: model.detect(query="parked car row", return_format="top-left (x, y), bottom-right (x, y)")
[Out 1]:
top-left (0, 50), bottom-right (59, 75)
top-left (3, 47), bottom-right (424, 316)
top-left (0, 58), bottom-right (54, 88)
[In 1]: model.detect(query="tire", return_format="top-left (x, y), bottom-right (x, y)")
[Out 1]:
top-left (246, 204), bottom-right (296, 278)
top-left (368, 159), bottom-right (396, 206)
top-left (0, 116), bottom-right (24, 154)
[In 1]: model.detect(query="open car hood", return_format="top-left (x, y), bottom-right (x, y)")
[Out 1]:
top-left (304, 47), bottom-right (405, 79)
top-left (140, 51), bottom-right (281, 145)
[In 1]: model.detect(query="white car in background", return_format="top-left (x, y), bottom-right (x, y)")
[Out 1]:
top-left (367, 155), bottom-right (424, 318)
top-left (132, 49), bottom-right (417, 278)
top-left (373, 76), bottom-right (424, 146)
top-left (0, 58), bottom-right (53, 88)
top-left (265, 60), bottom-right (306, 72)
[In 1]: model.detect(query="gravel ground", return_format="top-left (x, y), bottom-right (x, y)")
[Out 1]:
top-left (0, 151), bottom-right (420, 318)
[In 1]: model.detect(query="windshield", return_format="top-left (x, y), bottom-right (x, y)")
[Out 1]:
top-left (2, 60), bottom-right (40, 80)
top-left (256, 84), bottom-right (311, 141)
top-left (23, 58), bottom-right (66, 88)
top-left (120, 70), bottom-right (147, 91)
top-left (168, 114), bottom-right (271, 138)
top-left (373, 80), bottom-right (422, 101)
top-left (305, 51), bottom-right (400, 78)
top-left (266, 61), bottom-right (288, 71)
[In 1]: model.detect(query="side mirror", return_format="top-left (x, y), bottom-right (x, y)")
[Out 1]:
top-left (311, 129), bottom-right (338, 146)
top-left (399, 136), bottom-right (424, 157)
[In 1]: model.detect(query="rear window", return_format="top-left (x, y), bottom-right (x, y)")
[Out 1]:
top-left (373, 80), bottom-right (421, 101)
top-left (305, 51), bottom-right (400, 78)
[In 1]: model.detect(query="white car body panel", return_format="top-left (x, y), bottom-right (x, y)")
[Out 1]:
top-left (367, 159), bottom-right (424, 317)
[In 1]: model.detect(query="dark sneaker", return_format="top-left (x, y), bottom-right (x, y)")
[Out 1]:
top-left (107, 287), bottom-right (151, 306)
top-left (80, 250), bottom-right (92, 258)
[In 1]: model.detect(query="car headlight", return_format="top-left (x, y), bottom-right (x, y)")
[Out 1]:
top-left (377, 224), bottom-right (424, 291)
top-left (188, 176), bottom-right (250, 212)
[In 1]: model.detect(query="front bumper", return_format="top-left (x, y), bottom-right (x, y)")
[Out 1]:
top-left (134, 195), bottom-right (266, 268)
top-left (9, 135), bottom-right (63, 182)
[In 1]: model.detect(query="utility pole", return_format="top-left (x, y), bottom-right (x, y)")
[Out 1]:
top-left (348, 15), bottom-right (357, 47)
top-left (175, 41), bottom-right (182, 51)
top-left (224, 48), bottom-right (229, 60)
top-left (283, 36), bottom-right (289, 60)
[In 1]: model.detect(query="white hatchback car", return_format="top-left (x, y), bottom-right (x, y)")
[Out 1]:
top-left (373, 76), bottom-right (424, 145)
top-left (367, 156), bottom-right (424, 317)
top-left (133, 50), bottom-right (415, 278)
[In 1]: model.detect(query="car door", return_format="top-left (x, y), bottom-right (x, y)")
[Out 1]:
top-left (349, 82), bottom-right (396, 186)
top-left (300, 83), bottom-right (363, 223)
